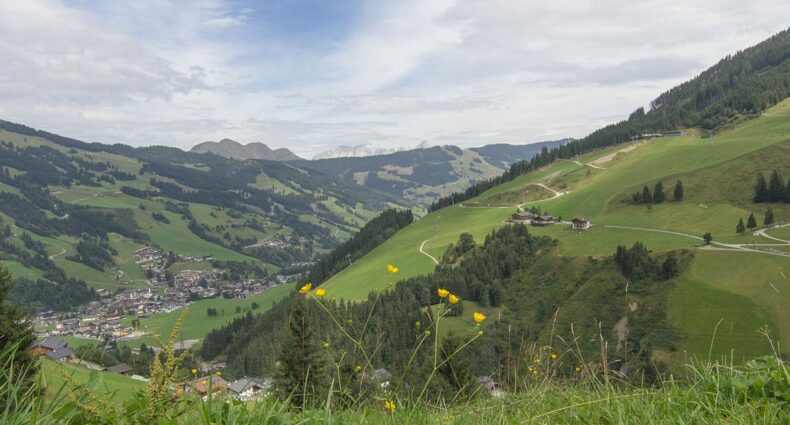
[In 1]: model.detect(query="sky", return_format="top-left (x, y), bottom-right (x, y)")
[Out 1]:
top-left (1, 1), bottom-right (789, 158)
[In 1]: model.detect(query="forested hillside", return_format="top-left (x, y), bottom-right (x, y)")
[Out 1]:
top-left (0, 122), bottom-right (401, 311)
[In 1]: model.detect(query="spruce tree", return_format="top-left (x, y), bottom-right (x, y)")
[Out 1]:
top-left (673, 180), bottom-right (684, 201)
top-left (276, 297), bottom-right (326, 407)
top-left (0, 266), bottom-right (36, 409)
top-left (641, 185), bottom-right (653, 204)
top-left (736, 218), bottom-right (746, 234)
top-left (764, 207), bottom-right (775, 226)
top-left (768, 170), bottom-right (786, 202)
top-left (653, 181), bottom-right (666, 203)
top-left (747, 213), bottom-right (758, 229)
top-left (754, 172), bottom-right (768, 202)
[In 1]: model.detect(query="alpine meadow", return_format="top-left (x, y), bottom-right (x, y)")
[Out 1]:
top-left (1, 2), bottom-right (789, 424)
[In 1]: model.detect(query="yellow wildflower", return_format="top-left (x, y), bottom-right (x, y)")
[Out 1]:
top-left (575, 366), bottom-right (582, 372)
top-left (201, 380), bottom-right (207, 385)
top-left (191, 368), bottom-right (197, 375)
top-left (532, 369), bottom-right (538, 375)
top-left (533, 358), bottom-right (541, 364)
top-left (314, 288), bottom-right (326, 297)
top-left (322, 341), bottom-right (330, 349)
top-left (437, 288), bottom-right (449, 298)
top-left (473, 312), bottom-right (486, 324)
top-left (448, 294), bottom-right (460, 304)
top-left (386, 263), bottom-right (399, 274)
top-left (477, 330), bottom-right (484, 337)
top-left (354, 365), bottom-right (362, 373)
top-left (384, 400), bottom-right (396, 412)
top-left (550, 353), bottom-right (557, 360)
top-left (215, 371), bottom-right (221, 376)
top-left (299, 283), bottom-right (312, 294)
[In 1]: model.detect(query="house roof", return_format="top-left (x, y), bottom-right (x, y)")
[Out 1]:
top-left (106, 363), bottom-right (132, 374)
top-left (35, 336), bottom-right (68, 350)
top-left (45, 348), bottom-right (74, 360)
top-left (228, 377), bottom-right (265, 393)
top-left (192, 376), bottom-right (228, 394)
top-left (572, 218), bottom-right (589, 223)
top-left (534, 215), bottom-right (556, 221)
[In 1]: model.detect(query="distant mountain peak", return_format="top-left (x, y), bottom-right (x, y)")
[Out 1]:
top-left (312, 142), bottom-right (432, 160)
top-left (191, 139), bottom-right (301, 161)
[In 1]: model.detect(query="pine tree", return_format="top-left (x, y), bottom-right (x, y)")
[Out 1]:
top-left (0, 266), bottom-right (36, 410)
top-left (754, 172), bottom-right (768, 202)
top-left (641, 185), bottom-right (653, 204)
top-left (768, 170), bottom-right (786, 202)
top-left (703, 233), bottom-right (713, 245)
top-left (653, 181), bottom-right (666, 203)
top-left (276, 297), bottom-right (326, 407)
top-left (747, 213), bottom-right (758, 229)
top-left (764, 207), bottom-right (775, 226)
top-left (673, 180), bottom-right (684, 201)
top-left (736, 218), bottom-right (746, 234)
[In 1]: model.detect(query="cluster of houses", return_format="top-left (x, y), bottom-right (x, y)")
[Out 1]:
top-left (175, 375), bottom-right (273, 401)
top-left (34, 278), bottom-right (286, 342)
top-left (510, 209), bottom-right (591, 230)
top-left (173, 268), bottom-right (224, 288)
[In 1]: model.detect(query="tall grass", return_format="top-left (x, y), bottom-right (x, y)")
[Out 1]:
top-left (2, 299), bottom-right (787, 424)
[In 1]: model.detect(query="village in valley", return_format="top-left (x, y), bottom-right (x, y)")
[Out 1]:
top-left (32, 243), bottom-right (308, 353)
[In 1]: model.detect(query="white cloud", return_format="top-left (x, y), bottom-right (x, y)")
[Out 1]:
top-left (0, 0), bottom-right (789, 155)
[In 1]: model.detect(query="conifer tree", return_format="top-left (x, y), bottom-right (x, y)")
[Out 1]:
top-left (703, 233), bottom-right (713, 245)
top-left (754, 172), bottom-right (768, 202)
top-left (768, 170), bottom-right (786, 202)
top-left (641, 185), bottom-right (653, 204)
top-left (747, 213), bottom-right (758, 229)
top-left (736, 218), bottom-right (746, 234)
top-left (0, 266), bottom-right (36, 409)
top-left (653, 181), bottom-right (666, 203)
top-left (276, 297), bottom-right (326, 407)
top-left (673, 180), bottom-right (684, 201)
top-left (764, 207), bottom-right (775, 226)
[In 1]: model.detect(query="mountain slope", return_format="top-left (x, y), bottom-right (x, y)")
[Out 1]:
top-left (296, 141), bottom-right (567, 205)
top-left (322, 103), bottom-right (790, 360)
top-left (0, 121), bottom-right (401, 311)
top-left (191, 138), bottom-right (301, 161)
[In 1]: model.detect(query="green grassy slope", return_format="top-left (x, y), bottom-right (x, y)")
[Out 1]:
top-left (323, 100), bottom-right (790, 357)
top-left (123, 283), bottom-right (295, 343)
top-left (41, 358), bottom-right (144, 402)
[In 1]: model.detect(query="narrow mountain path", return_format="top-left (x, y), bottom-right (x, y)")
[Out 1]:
top-left (571, 159), bottom-right (606, 170)
top-left (753, 223), bottom-right (790, 244)
top-left (419, 240), bottom-right (440, 265)
top-left (49, 248), bottom-right (66, 260)
top-left (604, 225), bottom-right (790, 258)
top-left (456, 183), bottom-right (567, 209)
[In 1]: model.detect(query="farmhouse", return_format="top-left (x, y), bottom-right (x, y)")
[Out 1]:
top-left (45, 348), bottom-right (75, 362)
top-left (571, 218), bottom-right (591, 230)
top-left (511, 210), bottom-right (536, 222)
top-left (530, 215), bottom-right (559, 226)
top-left (228, 377), bottom-right (270, 401)
top-left (106, 363), bottom-right (132, 375)
top-left (31, 336), bottom-right (68, 356)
